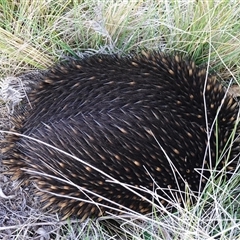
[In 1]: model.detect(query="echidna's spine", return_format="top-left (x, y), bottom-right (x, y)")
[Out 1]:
top-left (2, 51), bottom-right (239, 220)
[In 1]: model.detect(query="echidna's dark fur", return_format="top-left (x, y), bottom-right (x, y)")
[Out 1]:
top-left (2, 51), bottom-right (240, 220)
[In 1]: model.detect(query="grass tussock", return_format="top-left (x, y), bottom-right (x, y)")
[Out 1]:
top-left (0, 0), bottom-right (239, 75)
top-left (0, 0), bottom-right (240, 239)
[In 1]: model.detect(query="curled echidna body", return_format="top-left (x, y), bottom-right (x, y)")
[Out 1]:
top-left (2, 51), bottom-right (240, 220)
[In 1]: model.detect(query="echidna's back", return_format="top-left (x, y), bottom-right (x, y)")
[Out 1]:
top-left (3, 51), bottom-right (239, 220)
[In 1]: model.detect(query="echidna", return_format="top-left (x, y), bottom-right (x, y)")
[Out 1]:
top-left (2, 51), bottom-right (240, 221)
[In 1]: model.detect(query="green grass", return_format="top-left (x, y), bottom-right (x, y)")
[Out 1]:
top-left (0, 0), bottom-right (240, 239)
top-left (0, 0), bottom-right (239, 75)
